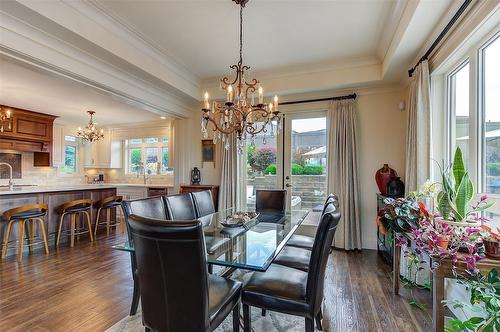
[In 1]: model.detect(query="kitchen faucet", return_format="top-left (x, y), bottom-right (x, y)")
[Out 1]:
top-left (0, 162), bottom-right (14, 190)
top-left (136, 162), bottom-right (149, 185)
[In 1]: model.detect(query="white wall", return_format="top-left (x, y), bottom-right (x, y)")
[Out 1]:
top-left (357, 87), bottom-right (408, 249)
top-left (174, 115), bottom-right (221, 193)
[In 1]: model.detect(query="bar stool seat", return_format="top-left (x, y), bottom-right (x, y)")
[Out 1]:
top-left (9, 210), bottom-right (47, 220)
top-left (93, 195), bottom-right (124, 237)
top-left (56, 199), bottom-right (93, 247)
top-left (1, 204), bottom-right (49, 261)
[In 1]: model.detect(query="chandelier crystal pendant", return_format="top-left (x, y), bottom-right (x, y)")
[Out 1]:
top-left (77, 111), bottom-right (104, 143)
top-left (0, 107), bottom-right (12, 133)
top-left (201, 0), bottom-right (281, 153)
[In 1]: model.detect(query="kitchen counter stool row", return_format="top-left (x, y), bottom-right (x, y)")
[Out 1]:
top-left (1, 195), bottom-right (123, 261)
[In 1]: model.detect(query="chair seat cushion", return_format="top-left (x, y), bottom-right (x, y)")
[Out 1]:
top-left (208, 274), bottom-right (242, 329)
top-left (10, 210), bottom-right (46, 220)
top-left (102, 201), bottom-right (122, 208)
top-left (65, 205), bottom-right (91, 213)
top-left (242, 264), bottom-right (309, 316)
top-left (287, 234), bottom-right (314, 251)
top-left (273, 246), bottom-right (311, 272)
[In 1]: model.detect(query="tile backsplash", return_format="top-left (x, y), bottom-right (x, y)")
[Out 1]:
top-left (0, 153), bottom-right (22, 179)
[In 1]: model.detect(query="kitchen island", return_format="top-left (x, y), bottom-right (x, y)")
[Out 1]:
top-left (0, 183), bottom-right (172, 255)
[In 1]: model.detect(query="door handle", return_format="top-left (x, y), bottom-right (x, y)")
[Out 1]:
top-left (285, 183), bottom-right (292, 188)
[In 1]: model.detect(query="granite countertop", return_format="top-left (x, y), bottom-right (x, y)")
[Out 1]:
top-left (0, 183), bottom-right (173, 195)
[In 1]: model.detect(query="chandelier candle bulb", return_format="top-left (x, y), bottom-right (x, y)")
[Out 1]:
top-left (258, 86), bottom-right (263, 104)
top-left (204, 92), bottom-right (210, 110)
top-left (227, 85), bottom-right (234, 103)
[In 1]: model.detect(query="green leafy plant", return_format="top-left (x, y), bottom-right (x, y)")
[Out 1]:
top-left (303, 165), bottom-right (324, 175)
top-left (264, 164), bottom-right (277, 175)
top-left (292, 163), bottom-right (304, 175)
top-left (436, 148), bottom-right (494, 222)
top-left (444, 269), bottom-right (500, 332)
top-left (252, 147), bottom-right (276, 173)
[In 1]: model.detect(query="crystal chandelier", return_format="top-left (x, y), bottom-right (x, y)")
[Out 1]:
top-left (77, 111), bottom-right (104, 143)
top-left (201, 0), bottom-right (281, 152)
top-left (0, 107), bottom-right (12, 133)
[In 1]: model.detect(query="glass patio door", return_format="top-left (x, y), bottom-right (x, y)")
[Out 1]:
top-left (238, 111), bottom-right (328, 211)
top-left (283, 112), bottom-right (328, 211)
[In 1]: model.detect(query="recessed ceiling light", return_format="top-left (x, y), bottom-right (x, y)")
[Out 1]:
top-left (160, 116), bottom-right (167, 120)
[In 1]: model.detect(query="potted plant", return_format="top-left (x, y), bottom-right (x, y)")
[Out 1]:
top-left (435, 147), bottom-right (494, 243)
top-left (481, 225), bottom-right (500, 260)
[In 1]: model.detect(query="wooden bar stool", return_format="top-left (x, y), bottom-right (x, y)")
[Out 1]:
top-left (1, 204), bottom-right (49, 261)
top-left (56, 199), bottom-right (93, 247)
top-left (93, 195), bottom-right (124, 237)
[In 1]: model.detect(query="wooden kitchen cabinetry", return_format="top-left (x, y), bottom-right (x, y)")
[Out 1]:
top-left (0, 105), bottom-right (57, 166)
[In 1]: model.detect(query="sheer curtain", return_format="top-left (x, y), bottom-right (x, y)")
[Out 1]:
top-left (405, 60), bottom-right (431, 194)
top-left (218, 133), bottom-right (239, 211)
top-left (327, 99), bottom-right (361, 250)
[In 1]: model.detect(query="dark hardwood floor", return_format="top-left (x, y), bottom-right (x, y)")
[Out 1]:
top-left (0, 231), bottom-right (432, 331)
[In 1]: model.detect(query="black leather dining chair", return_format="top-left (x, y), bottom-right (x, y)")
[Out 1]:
top-left (242, 202), bottom-right (341, 332)
top-left (128, 215), bottom-right (242, 332)
top-left (255, 189), bottom-right (287, 214)
top-left (122, 197), bottom-right (169, 316)
top-left (163, 193), bottom-right (197, 220)
top-left (286, 194), bottom-right (339, 251)
top-left (192, 190), bottom-right (216, 218)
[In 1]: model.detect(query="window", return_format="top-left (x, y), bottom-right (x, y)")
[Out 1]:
top-left (60, 135), bottom-right (77, 173)
top-left (445, 31), bottom-right (500, 227)
top-left (449, 62), bottom-right (470, 166)
top-left (482, 36), bottom-right (500, 195)
top-left (125, 137), bottom-right (173, 175)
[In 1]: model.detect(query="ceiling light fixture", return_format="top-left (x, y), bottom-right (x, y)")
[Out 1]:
top-left (201, 0), bottom-right (281, 152)
top-left (0, 107), bottom-right (12, 133)
top-left (77, 111), bottom-right (104, 143)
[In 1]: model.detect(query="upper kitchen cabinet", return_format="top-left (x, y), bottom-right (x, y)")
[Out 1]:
top-left (0, 105), bottom-right (57, 166)
top-left (83, 129), bottom-right (122, 169)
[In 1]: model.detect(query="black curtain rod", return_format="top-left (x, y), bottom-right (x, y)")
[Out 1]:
top-left (408, 0), bottom-right (472, 77)
top-left (279, 93), bottom-right (356, 106)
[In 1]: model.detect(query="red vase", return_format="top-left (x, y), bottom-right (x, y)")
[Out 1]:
top-left (375, 164), bottom-right (397, 194)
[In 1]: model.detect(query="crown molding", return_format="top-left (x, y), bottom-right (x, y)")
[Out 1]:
top-left (0, 8), bottom-right (197, 119)
top-left (14, 0), bottom-right (201, 99)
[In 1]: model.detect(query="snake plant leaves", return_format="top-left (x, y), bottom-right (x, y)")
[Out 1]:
top-left (454, 172), bottom-right (474, 222)
top-left (453, 147), bottom-right (466, 193)
top-left (437, 190), bottom-right (452, 220)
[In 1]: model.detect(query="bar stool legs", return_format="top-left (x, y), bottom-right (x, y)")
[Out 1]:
top-left (56, 210), bottom-right (94, 248)
top-left (1, 221), bottom-right (14, 259)
top-left (17, 220), bottom-right (24, 261)
top-left (1, 217), bottom-right (50, 261)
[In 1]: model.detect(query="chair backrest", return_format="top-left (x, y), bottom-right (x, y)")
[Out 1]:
top-left (122, 197), bottom-right (168, 242)
top-left (322, 194), bottom-right (339, 214)
top-left (306, 202), bottom-right (341, 314)
top-left (191, 190), bottom-right (215, 218)
top-left (255, 189), bottom-right (287, 214)
top-left (163, 193), bottom-right (197, 220)
top-left (127, 215), bottom-right (210, 332)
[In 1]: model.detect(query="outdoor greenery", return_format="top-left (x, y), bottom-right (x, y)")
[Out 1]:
top-left (264, 164), bottom-right (276, 175)
top-left (487, 163), bottom-right (500, 176)
top-left (303, 165), bottom-right (324, 175)
top-left (252, 147), bottom-right (276, 173)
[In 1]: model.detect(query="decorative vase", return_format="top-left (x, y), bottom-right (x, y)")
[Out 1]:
top-left (434, 217), bottom-right (482, 246)
top-left (190, 167), bottom-right (201, 185)
top-left (375, 164), bottom-right (397, 194)
top-left (484, 239), bottom-right (500, 260)
top-left (386, 177), bottom-right (405, 197)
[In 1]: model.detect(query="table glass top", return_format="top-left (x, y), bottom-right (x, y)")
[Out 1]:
top-left (113, 208), bottom-right (310, 272)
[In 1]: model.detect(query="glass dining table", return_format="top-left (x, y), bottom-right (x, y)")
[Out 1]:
top-left (113, 207), bottom-right (310, 272)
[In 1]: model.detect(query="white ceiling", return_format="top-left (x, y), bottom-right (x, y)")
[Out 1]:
top-left (0, 56), bottom-right (165, 125)
top-left (94, 0), bottom-right (395, 78)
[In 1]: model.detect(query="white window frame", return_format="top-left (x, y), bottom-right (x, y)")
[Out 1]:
top-left (445, 29), bottom-right (500, 217)
top-left (60, 135), bottom-right (78, 174)
top-left (124, 137), bottom-right (172, 176)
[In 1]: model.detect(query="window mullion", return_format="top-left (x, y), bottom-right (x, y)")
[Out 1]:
top-left (469, 50), bottom-right (479, 190)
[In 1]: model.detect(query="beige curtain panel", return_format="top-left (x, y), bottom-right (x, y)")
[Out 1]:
top-left (405, 60), bottom-right (431, 194)
top-left (218, 133), bottom-right (239, 211)
top-left (327, 99), bottom-right (362, 250)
